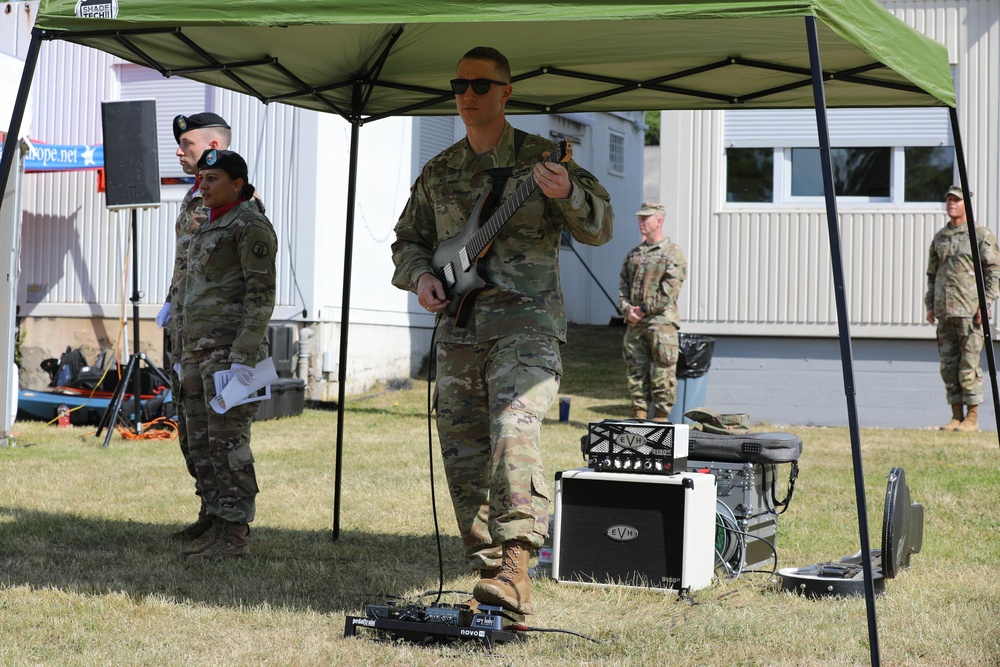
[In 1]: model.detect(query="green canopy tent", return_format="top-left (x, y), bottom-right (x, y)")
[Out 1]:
top-left (0, 3), bottom-right (987, 662)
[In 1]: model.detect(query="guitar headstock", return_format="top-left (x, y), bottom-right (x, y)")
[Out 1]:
top-left (558, 139), bottom-right (573, 163)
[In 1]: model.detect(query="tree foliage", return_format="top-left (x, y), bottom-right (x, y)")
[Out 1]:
top-left (644, 110), bottom-right (660, 146)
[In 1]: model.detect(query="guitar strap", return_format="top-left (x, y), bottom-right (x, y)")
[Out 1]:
top-left (482, 128), bottom-right (529, 222)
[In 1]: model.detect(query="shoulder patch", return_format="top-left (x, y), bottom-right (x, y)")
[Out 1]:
top-left (572, 167), bottom-right (598, 191)
top-left (252, 240), bottom-right (270, 259)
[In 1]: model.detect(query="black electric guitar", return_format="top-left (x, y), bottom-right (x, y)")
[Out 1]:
top-left (431, 139), bottom-right (572, 327)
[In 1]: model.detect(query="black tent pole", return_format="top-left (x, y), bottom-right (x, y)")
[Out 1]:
top-left (332, 81), bottom-right (363, 540)
top-left (0, 31), bottom-right (42, 215)
top-left (805, 17), bottom-right (880, 667)
top-left (948, 108), bottom-right (1000, 448)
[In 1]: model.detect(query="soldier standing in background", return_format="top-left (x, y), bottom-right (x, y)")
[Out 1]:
top-left (179, 149), bottom-right (276, 560)
top-left (926, 185), bottom-right (1000, 432)
top-left (618, 202), bottom-right (687, 421)
top-left (155, 112), bottom-right (232, 540)
top-left (391, 46), bottom-right (613, 616)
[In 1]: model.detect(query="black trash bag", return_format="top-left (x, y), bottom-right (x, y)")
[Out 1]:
top-left (676, 333), bottom-right (715, 378)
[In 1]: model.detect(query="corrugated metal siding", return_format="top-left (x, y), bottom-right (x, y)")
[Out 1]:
top-left (668, 1), bottom-right (999, 339)
top-left (725, 108), bottom-right (951, 148)
top-left (217, 94), bottom-right (304, 316)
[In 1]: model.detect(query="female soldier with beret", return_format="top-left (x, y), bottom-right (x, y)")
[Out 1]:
top-left (179, 149), bottom-right (277, 560)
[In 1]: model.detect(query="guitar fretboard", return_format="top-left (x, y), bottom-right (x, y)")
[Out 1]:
top-left (465, 144), bottom-right (564, 259)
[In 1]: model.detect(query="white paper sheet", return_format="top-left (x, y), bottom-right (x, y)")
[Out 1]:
top-left (210, 357), bottom-right (278, 414)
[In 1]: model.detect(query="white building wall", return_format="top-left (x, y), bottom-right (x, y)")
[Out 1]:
top-left (661, 0), bottom-right (999, 340)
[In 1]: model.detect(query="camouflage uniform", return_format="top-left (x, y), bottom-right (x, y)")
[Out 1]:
top-left (618, 237), bottom-right (687, 417)
top-left (926, 221), bottom-right (1000, 406)
top-left (168, 183), bottom-right (210, 512)
top-left (181, 198), bottom-right (276, 524)
top-left (391, 122), bottom-right (613, 570)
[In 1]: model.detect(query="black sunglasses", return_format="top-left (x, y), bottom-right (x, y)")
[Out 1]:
top-left (450, 78), bottom-right (508, 95)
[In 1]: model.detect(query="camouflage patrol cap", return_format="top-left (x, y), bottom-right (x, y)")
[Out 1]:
top-left (635, 202), bottom-right (665, 216)
top-left (946, 185), bottom-right (971, 200)
top-left (197, 149), bottom-right (248, 179)
top-left (173, 112), bottom-right (230, 144)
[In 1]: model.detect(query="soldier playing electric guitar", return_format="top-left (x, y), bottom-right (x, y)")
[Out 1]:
top-left (390, 46), bottom-right (614, 618)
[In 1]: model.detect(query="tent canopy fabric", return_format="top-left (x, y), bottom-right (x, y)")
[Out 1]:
top-left (34, 0), bottom-right (955, 122)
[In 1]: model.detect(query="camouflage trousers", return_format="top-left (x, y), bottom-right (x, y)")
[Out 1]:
top-left (181, 347), bottom-right (260, 524)
top-left (171, 365), bottom-right (204, 516)
top-left (434, 334), bottom-right (560, 571)
top-left (936, 317), bottom-right (984, 406)
top-left (623, 324), bottom-right (679, 416)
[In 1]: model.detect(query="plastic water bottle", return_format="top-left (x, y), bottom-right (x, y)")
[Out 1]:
top-left (57, 404), bottom-right (70, 428)
top-left (535, 545), bottom-right (553, 578)
top-left (532, 516), bottom-right (555, 578)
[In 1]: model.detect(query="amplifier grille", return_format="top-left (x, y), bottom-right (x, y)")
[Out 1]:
top-left (557, 477), bottom-right (687, 588)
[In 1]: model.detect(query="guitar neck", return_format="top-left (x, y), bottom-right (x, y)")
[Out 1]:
top-left (466, 144), bottom-right (564, 259)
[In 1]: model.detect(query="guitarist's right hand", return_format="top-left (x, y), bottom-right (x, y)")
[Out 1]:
top-left (417, 272), bottom-right (451, 313)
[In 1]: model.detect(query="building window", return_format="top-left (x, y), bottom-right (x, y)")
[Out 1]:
top-left (608, 131), bottom-right (625, 176)
top-left (724, 145), bottom-right (952, 204)
top-left (904, 146), bottom-right (954, 202)
top-left (726, 148), bottom-right (773, 202)
top-left (790, 147), bottom-right (891, 198)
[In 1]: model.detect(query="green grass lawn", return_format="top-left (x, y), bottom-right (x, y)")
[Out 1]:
top-left (1, 324), bottom-right (997, 666)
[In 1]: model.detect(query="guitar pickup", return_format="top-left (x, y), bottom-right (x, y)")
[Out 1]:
top-left (458, 247), bottom-right (471, 272)
top-left (441, 263), bottom-right (456, 288)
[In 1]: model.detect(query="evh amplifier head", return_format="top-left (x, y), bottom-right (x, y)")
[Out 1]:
top-left (581, 420), bottom-right (689, 474)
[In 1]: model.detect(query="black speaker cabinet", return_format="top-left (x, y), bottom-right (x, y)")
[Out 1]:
top-left (101, 100), bottom-right (161, 208)
top-left (552, 469), bottom-right (716, 592)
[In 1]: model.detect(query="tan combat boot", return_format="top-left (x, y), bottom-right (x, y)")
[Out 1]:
top-left (171, 515), bottom-right (214, 541)
top-left (473, 540), bottom-right (535, 615)
top-left (631, 407), bottom-right (647, 420)
top-left (940, 404), bottom-right (964, 431)
top-left (956, 404), bottom-right (979, 432)
top-left (179, 517), bottom-right (223, 557)
top-left (186, 520), bottom-right (250, 560)
top-left (652, 410), bottom-right (670, 422)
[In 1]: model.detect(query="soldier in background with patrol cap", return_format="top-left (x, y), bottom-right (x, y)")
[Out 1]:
top-left (156, 112), bottom-right (233, 541)
top-left (179, 148), bottom-right (276, 560)
top-left (926, 185), bottom-right (1000, 432)
top-left (618, 202), bottom-right (687, 421)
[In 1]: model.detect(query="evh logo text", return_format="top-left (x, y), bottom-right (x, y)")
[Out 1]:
top-left (607, 525), bottom-right (639, 542)
top-left (613, 433), bottom-right (647, 449)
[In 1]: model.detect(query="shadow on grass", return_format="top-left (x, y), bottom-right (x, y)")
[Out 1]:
top-left (561, 324), bottom-right (628, 402)
top-left (0, 506), bottom-right (469, 615)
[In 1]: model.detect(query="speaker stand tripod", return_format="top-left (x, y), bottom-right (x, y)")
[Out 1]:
top-left (96, 208), bottom-right (171, 448)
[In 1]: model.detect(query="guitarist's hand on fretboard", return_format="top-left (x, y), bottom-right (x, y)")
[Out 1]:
top-left (534, 155), bottom-right (572, 199)
top-left (417, 271), bottom-right (451, 313)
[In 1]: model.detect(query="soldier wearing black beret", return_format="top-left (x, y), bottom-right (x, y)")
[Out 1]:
top-left (179, 146), bottom-right (275, 561)
top-left (159, 112), bottom-right (233, 545)
top-left (172, 112), bottom-right (231, 144)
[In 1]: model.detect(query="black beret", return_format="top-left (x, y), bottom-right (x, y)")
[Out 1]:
top-left (197, 148), bottom-right (249, 177)
top-left (173, 112), bottom-right (230, 144)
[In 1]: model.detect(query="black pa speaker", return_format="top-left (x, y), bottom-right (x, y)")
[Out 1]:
top-left (552, 469), bottom-right (717, 592)
top-left (101, 100), bottom-right (161, 208)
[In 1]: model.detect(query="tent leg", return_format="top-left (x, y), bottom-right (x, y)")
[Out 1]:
top-left (805, 17), bottom-right (880, 667)
top-left (332, 95), bottom-right (363, 540)
top-left (948, 108), bottom-right (1000, 448)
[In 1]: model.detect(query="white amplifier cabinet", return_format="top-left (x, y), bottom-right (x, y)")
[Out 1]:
top-left (552, 469), bottom-right (716, 592)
